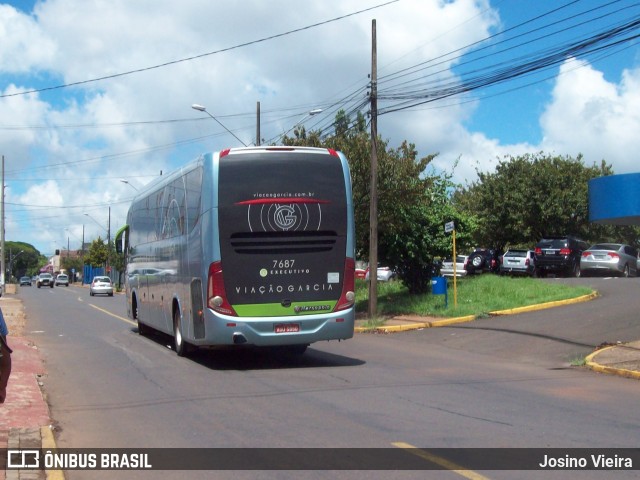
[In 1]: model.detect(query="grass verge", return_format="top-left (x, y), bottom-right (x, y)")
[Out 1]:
top-left (355, 274), bottom-right (594, 319)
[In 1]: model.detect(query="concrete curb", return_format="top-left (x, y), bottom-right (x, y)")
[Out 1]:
top-left (354, 315), bottom-right (476, 333)
top-left (489, 291), bottom-right (599, 316)
top-left (584, 344), bottom-right (640, 380)
top-left (41, 426), bottom-right (65, 480)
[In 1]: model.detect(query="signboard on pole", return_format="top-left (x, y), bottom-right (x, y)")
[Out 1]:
top-left (445, 221), bottom-right (458, 308)
top-left (444, 221), bottom-right (455, 233)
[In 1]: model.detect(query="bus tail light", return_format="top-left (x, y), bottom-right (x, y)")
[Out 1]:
top-left (334, 258), bottom-right (355, 312)
top-left (207, 261), bottom-right (237, 316)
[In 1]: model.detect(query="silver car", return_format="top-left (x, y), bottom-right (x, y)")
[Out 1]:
top-left (89, 276), bottom-right (114, 296)
top-left (364, 266), bottom-right (396, 282)
top-left (500, 249), bottom-right (535, 276)
top-left (441, 255), bottom-right (468, 277)
top-left (580, 243), bottom-right (638, 277)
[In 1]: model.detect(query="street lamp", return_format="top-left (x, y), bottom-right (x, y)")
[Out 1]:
top-left (8, 249), bottom-right (24, 281)
top-left (191, 104), bottom-right (248, 147)
top-left (279, 108), bottom-right (323, 142)
top-left (120, 179), bottom-right (139, 191)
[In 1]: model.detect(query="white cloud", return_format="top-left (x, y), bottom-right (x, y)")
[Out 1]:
top-left (540, 58), bottom-right (640, 172)
top-left (0, 4), bottom-right (56, 72)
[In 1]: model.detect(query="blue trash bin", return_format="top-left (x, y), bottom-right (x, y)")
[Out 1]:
top-left (431, 276), bottom-right (447, 294)
top-left (431, 276), bottom-right (448, 307)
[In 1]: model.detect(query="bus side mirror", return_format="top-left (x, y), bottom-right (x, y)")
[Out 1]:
top-left (115, 225), bottom-right (129, 254)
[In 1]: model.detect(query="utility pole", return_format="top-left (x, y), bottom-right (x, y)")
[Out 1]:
top-left (256, 101), bottom-right (261, 146)
top-left (107, 206), bottom-right (111, 274)
top-left (368, 19), bottom-right (379, 319)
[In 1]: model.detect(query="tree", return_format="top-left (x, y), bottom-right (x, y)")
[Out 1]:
top-left (85, 237), bottom-right (109, 267)
top-left (380, 174), bottom-right (476, 293)
top-left (3, 241), bottom-right (45, 279)
top-left (452, 153), bottom-right (637, 249)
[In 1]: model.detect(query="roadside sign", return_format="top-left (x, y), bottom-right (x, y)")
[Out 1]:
top-left (444, 221), bottom-right (458, 308)
top-left (445, 221), bottom-right (455, 233)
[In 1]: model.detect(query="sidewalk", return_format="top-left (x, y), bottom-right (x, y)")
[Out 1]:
top-left (0, 295), bottom-right (61, 480)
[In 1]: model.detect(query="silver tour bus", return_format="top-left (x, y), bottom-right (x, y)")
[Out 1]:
top-left (115, 146), bottom-right (356, 356)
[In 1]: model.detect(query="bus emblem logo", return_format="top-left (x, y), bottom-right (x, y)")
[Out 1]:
top-left (274, 205), bottom-right (297, 230)
top-left (237, 198), bottom-right (328, 232)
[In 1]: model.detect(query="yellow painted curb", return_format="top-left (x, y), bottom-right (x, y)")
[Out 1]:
top-left (41, 425), bottom-right (65, 480)
top-left (585, 346), bottom-right (640, 380)
top-left (356, 290), bottom-right (598, 334)
top-left (356, 315), bottom-right (476, 333)
top-left (489, 291), bottom-right (598, 316)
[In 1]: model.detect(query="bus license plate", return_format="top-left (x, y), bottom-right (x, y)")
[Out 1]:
top-left (274, 323), bottom-right (300, 333)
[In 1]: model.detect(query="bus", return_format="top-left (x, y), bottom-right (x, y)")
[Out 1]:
top-left (115, 146), bottom-right (356, 356)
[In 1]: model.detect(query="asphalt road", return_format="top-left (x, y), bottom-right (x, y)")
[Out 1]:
top-left (17, 277), bottom-right (640, 480)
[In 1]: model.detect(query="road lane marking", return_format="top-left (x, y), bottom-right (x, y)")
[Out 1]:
top-left (392, 442), bottom-right (491, 480)
top-left (89, 304), bottom-right (136, 326)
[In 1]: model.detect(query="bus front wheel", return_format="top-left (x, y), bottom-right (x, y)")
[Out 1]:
top-left (132, 296), bottom-right (147, 336)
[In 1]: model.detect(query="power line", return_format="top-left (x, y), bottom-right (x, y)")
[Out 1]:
top-left (0, 0), bottom-right (398, 99)
top-left (377, 7), bottom-right (640, 115)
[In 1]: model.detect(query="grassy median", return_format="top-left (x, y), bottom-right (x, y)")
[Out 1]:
top-left (355, 274), bottom-right (594, 319)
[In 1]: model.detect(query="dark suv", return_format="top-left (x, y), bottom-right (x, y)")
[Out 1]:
top-left (464, 248), bottom-right (501, 275)
top-left (534, 236), bottom-right (589, 277)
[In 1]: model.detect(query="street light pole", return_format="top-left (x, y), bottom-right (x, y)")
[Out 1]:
top-left (120, 179), bottom-right (139, 191)
top-left (280, 108), bottom-right (323, 142)
top-left (8, 249), bottom-right (24, 282)
top-left (191, 104), bottom-right (248, 147)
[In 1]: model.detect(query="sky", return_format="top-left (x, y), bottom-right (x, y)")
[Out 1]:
top-left (1, 0), bottom-right (640, 257)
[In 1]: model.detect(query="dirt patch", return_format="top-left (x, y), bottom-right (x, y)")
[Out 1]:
top-left (1, 294), bottom-right (27, 337)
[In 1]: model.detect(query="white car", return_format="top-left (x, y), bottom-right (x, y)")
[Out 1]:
top-left (55, 274), bottom-right (69, 286)
top-left (500, 250), bottom-right (536, 276)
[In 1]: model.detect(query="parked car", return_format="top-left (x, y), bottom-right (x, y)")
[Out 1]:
top-left (356, 260), bottom-right (367, 280)
top-left (36, 273), bottom-right (55, 288)
top-left (500, 250), bottom-right (536, 276)
top-left (55, 274), bottom-right (69, 286)
top-left (464, 249), bottom-right (500, 275)
top-left (534, 236), bottom-right (589, 277)
top-left (19, 276), bottom-right (32, 286)
top-left (441, 255), bottom-right (468, 277)
top-left (90, 276), bottom-right (114, 296)
top-left (580, 243), bottom-right (639, 277)
top-left (364, 266), bottom-right (396, 282)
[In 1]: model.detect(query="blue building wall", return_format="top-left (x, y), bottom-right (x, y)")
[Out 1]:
top-left (589, 173), bottom-right (640, 225)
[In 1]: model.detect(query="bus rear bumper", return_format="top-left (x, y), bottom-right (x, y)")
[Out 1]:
top-left (196, 309), bottom-right (355, 347)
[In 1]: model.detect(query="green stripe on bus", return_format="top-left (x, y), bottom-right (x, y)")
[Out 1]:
top-left (233, 301), bottom-right (338, 317)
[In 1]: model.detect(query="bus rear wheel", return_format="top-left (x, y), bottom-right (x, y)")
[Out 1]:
top-left (173, 309), bottom-right (188, 357)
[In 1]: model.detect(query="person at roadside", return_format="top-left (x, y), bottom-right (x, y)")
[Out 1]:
top-left (0, 306), bottom-right (12, 403)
